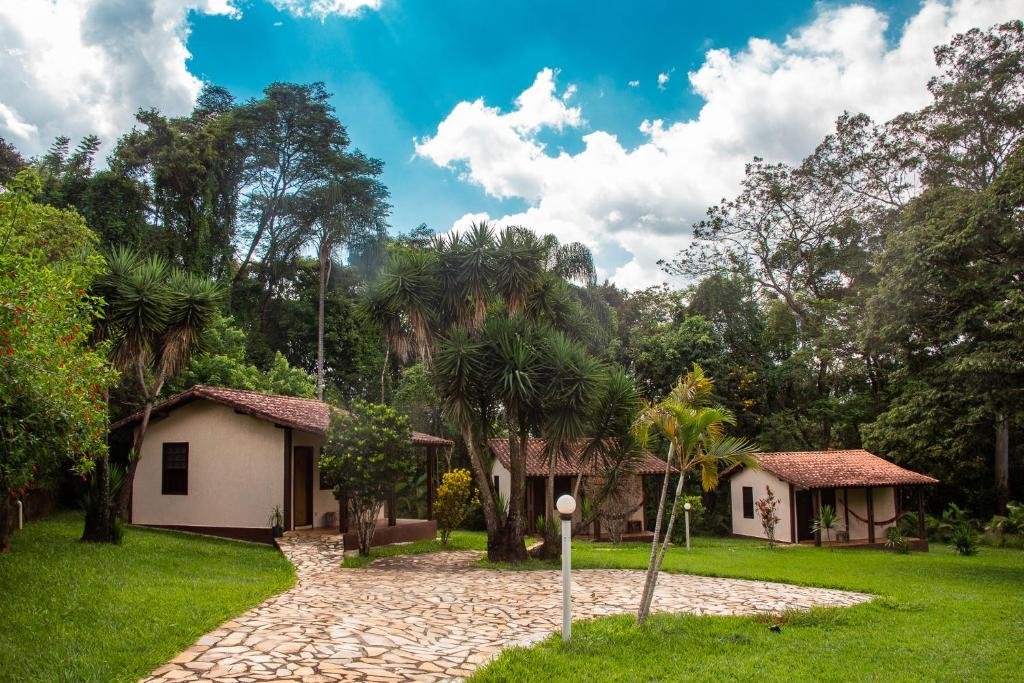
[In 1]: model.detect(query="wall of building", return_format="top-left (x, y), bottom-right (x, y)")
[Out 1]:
top-left (730, 468), bottom-right (794, 543)
top-left (132, 401), bottom-right (284, 531)
top-left (836, 486), bottom-right (896, 541)
top-left (489, 461), bottom-right (646, 530)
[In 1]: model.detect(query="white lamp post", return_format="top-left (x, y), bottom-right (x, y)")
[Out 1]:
top-left (683, 502), bottom-right (692, 551)
top-left (556, 494), bottom-right (576, 643)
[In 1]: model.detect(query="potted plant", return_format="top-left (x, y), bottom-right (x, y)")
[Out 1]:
top-left (269, 505), bottom-right (284, 538)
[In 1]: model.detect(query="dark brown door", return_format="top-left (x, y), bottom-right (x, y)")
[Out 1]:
top-left (292, 446), bottom-right (314, 527)
top-left (795, 490), bottom-right (814, 541)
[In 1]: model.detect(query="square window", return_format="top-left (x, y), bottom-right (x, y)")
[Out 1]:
top-left (162, 443), bottom-right (188, 495)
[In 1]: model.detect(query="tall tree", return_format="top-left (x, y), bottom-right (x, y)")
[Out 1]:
top-left (113, 86), bottom-right (243, 277)
top-left (291, 155), bottom-right (388, 399)
top-left (0, 171), bottom-right (116, 549)
top-left (864, 143), bottom-right (1024, 514)
top-left (92, 248), bottom-right (224, 527)
top-left (368, 223), bottom-right (632, 562)
top-left (233, 82), bottom-right (352, 286)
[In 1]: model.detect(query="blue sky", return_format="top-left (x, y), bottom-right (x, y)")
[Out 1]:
top-left (185, 0), bottom-right (920, 235)
top-left (1, 0), bottom-right (1018, 287)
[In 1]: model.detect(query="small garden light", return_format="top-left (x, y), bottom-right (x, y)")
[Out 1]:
top-left (683, 502), bottom-right (692, 551)
top-left (556, 494), bottom-right (575, 643)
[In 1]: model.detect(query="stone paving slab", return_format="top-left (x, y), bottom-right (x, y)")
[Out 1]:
top-left (144, 532), bottom-right (870, 682)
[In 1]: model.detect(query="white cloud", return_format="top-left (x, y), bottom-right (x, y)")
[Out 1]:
top-left (657, 71), bottom-right (670, 90)
top-left (416, 0), bottom-right (1022, 290)
top-left (0, 0), bottom-right (240, 157)
top-left (627, 79), bottom-right (640, 88)
top-left (268, 0), bottom-right (381, 20)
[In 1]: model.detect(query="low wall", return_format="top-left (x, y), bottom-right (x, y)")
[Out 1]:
top-left (342, 519), bottom-right (438, 548)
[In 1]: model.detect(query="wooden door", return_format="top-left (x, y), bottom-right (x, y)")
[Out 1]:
top-left (795, 490), bottom-right (815, 541)
top-left (293, 446), bottom-right (314, 527)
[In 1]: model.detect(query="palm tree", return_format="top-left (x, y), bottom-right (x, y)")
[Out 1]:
top-left (87, 248), bottom-right (223, 539)
top-left (295, 166), bottom-right (388, 399)
top-left (632, 364), bottom-right (760, 624)
top-left (366, 222), bottom-right (623, 563)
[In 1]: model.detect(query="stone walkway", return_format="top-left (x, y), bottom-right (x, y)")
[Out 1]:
top-left (145, 533), bottom-right (870, 682)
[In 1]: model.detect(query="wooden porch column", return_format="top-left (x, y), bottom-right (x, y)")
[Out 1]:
top-left (917, 487), bottom-right (926, 540)
top-left (387, 486), bottom-right (397, 527)
top-left (866, 487), bottom-right (875, 544)
top-left (843, 487), bottom-right (850, 535)
top-left (788, 483), bottom-right (797, 544)
top-left (426, 445), bottom-right (436, 521)
top-left (813, 489), bottom-right (822, 547)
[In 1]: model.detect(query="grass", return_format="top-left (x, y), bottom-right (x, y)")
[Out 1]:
top-left (471, 536), bottom-right (1024, 681)
top-left (340, 530), bottom-right (488, 567)
top-left (0, 511), bottom-right (295, 683)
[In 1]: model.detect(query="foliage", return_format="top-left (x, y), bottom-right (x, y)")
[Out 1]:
top-left (435, 468), bottom-right (476, 545)
top-left (951, 523), bottom-right (979, 556)
top-left (755, 486), bottom-right (782, 548)
top-left (0, 512), bottom-right (293, 681)
top-left (167, 316), bottom-right (316, 398)
top-left (884, 526), bottom-right (910, 554)
top-left (367, 222), bottom-right (629, 563)
top-left (0, 171), bottom-right (117, 551)
top-left (320, 401), bottom-right (415, 556)
top-left (91, 246), bottom-right (224, 536)
top-left (983, 501), bottom-right (1024, 546)
top-left (810, 504), bottom-right (842, 548)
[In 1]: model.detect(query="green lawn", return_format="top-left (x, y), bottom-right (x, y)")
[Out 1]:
top-left (473, 537), bottom-right (1024, 682)
top-left (341, 530), bottom-right (488, 567)
top-left (0, 512), bottom-right (295, 683)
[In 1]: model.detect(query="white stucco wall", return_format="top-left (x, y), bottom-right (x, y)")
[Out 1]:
top-left (132, 400), bottom-right (284, 530)
top-left (837, 486), bottom-right (896, 541)
top-left (730, 468), bottom-right (794, 543)
top-left (491, 459), bottom-right (512, 507)
top-left (489, 461), bottom-right (645, 529)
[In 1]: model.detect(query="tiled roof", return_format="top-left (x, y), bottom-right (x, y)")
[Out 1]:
top-left (109, 385), bottom-right (453, 447)
top-left (487, 438), bottom-right (673, 477)
top-left (725, 450), bottom-right (939, 488)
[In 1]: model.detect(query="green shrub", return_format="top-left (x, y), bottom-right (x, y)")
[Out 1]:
top-left (951, 523), bottom-right (979, 556)
top-left (885, 526), bottom-right (910, 554)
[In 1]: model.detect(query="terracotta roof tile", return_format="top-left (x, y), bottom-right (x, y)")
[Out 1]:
top-left (109, 385), bottom-right (453, 446)
top-left (487, 438), bottom-right (672, 477)
top-left (727, 450), bottom-right (938, 488)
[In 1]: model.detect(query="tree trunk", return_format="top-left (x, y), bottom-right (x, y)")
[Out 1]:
top-left (316, 246), bottom-right (330, 400)
top-left (81, 455), bottom-right (116, 543)
top-left (114, 396), bottom-right (157, 520)
top-left (639, 468), bottom-right (686, 624)
top-left (637, 443), bottom-right (674, 625)
top-left (539, 466), bottom-right (559, 560)
top-left (995, 413), bottom-right (1010, 515)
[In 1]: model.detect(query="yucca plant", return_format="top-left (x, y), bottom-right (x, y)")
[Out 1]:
top-left (810, 504), bottom-right (842, 548)
top-left (85, 247), bottom-right (224, 541)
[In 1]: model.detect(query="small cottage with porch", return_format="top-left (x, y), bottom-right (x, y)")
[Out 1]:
top-left (110, 385), bottom-right (452, 545)
top-left (722, 450), bottom-right (939, 549)
top-left (488, 438), bottom-right (672, 540)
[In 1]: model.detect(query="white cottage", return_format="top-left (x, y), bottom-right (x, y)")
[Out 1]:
top-left (722, 450), bottom-right (938, 548)
top-left (488, 437), bottom-right (672, 540)
top-left (110, 385), bottom-right (451, 544)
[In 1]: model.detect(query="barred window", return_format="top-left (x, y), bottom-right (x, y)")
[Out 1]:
top-left (162, 443), bottom-right (189, 495)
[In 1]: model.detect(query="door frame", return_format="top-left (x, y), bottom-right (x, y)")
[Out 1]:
top-left (292, 446), bottom-right (314, 528)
